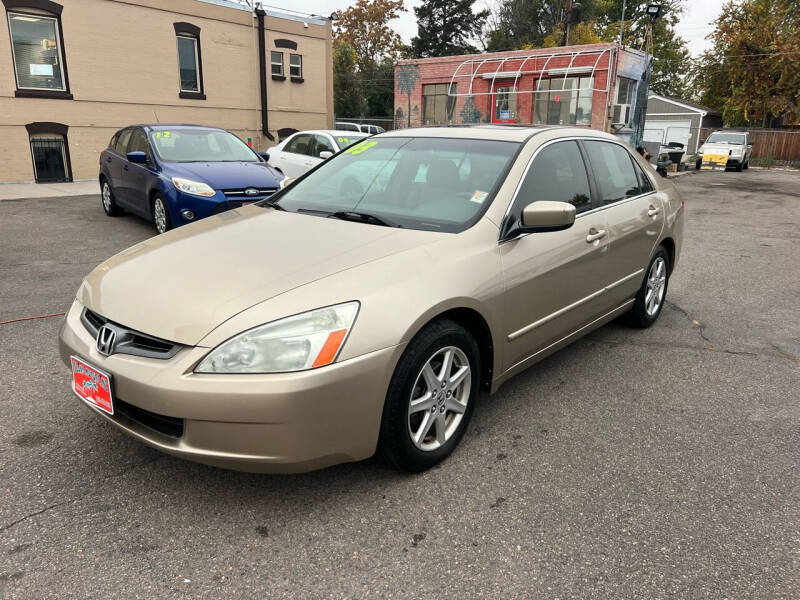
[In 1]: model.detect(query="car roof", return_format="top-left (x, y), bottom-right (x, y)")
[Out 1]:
top-left (127, 124), bottom-right (226, 131)
top-left (289, 130), bottom-right (369, 137)
top-left (377, 125), bottom-right (623, 143)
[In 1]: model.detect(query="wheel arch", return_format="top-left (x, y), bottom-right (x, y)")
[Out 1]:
top-left (660, 236), bottom-right (676, 271)
top-left (400, 302), bottom-right (496, 391)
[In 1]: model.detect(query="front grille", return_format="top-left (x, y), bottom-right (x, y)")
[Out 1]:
top-left (115, 398), bottom-right (184, 438)
top-left (222, 187), bottom-right (277, 198)
top-left (81, 308), bottom-right (182, 359)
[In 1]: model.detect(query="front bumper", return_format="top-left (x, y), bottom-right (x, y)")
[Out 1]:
top-left (58, 301), bottom-right (402, 473)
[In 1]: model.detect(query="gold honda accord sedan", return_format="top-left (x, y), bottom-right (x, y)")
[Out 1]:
top-left (59, 126), bottom-right (684, 473)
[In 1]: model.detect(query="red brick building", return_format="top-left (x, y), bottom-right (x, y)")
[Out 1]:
top-left (394, 42), bottom-right (650, 141)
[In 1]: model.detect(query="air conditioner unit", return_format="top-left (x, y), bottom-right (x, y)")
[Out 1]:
top-left (611, 104), bottom-right (631, 126)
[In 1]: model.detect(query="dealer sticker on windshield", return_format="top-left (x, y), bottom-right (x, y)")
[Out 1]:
top-left (470, 190), bottom-right (489, 204)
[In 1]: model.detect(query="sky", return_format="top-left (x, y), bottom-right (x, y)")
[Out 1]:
top-left (267, 0), bottom-right (727, 57)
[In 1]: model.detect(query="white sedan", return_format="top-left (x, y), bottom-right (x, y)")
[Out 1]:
top-left (267, 130), bottom-right (368, 178)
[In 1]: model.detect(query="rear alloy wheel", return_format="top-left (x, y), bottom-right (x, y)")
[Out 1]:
top-left (627, 246), bottom-right (670, 328)
top-left (152, 194), bottom-right (172, 234)
top-left (101, 180), bottom-right (123, 216)
top-left (377, 319), bottom-right (479, 472)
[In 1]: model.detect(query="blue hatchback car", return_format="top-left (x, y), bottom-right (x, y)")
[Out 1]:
top-left (99, 124), bottom-right (284, 233)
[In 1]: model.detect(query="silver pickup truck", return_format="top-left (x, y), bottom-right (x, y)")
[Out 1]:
top-left (696, 131), bottom-right (754, 171)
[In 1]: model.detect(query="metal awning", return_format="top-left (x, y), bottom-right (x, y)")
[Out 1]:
top-left (448, 47), bottom-right (615, 96)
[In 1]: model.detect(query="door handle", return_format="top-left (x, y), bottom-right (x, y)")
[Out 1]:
top-left (123, 165), bottom-right (129, 171)
top-left (106, 157), bottom-right (112, 163)
top-left (586, 228), bottom-right (606, 243)
top-left (648, 205), bottom-right (661, 217)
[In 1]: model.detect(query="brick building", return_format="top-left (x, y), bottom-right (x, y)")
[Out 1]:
top-left (394, 42), bottom-right (650, 143)
top-left (0, 0), bottom-right (333, 183)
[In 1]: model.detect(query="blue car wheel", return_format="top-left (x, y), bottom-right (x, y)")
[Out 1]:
top-left (152, 193), bottom-right (172, 234)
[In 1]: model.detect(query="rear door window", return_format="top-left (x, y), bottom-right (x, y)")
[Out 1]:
top-left (511, 140), bottom-right (593, 215)
top-left (583, 140), bottom-right (644, 204)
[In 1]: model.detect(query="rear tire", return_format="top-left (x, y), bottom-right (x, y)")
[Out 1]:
top-left (626, 246), bottom-right (670, 329)
top-left (743, 161), bottom-right (749, 170)
top-left (376, 319), bottom-right (480, 472)
top-left (101, 179), bottom-right (123, 216)
top-left (152, 193), bottom-right (172, 234)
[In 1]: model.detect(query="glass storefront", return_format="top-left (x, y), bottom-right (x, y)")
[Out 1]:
top-left (533, 76), bottom-right (594, 126)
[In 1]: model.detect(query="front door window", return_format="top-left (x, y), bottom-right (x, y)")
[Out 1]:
top-left (492, 82), bottom-right (517, 123)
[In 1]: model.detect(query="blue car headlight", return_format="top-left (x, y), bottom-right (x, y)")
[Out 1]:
top-left (172, 177), bottom-right (216, 197)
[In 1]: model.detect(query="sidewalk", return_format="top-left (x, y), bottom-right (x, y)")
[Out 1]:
top-left (0, 179), bottom-right (99, 201)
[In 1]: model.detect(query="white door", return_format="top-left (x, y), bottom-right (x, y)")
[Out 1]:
top-left (277, 133), bottom-right (317, 178)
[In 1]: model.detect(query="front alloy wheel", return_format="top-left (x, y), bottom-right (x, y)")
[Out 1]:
top-left (377, 319), bottom-right (479, 472)
top-left (408, 346), bottom-right (471, 451)
top-left (152, 195), bottom-right (171, 234)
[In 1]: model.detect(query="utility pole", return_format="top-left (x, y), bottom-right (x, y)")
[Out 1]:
top-left (618, 0), bottom-right (627, 44)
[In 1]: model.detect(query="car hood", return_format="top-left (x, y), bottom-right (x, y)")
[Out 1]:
top-left (78, 207), bottom-right (438, 345)
top-left (700, 143), bottom-right (741, 155)
top-left (166, 161), bottom-right (283, 189)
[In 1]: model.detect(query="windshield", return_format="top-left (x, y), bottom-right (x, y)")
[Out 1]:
top-left (148, 128), bottom-right (260, 162)
top-left (334, 134), bottom-right (368, 150)
top-left (268, 137), bottom-right (520, 232)
top-left (705, 133), bottom-right (746, 144)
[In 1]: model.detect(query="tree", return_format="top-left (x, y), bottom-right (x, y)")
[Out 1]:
top-left (691, 0), bottom-right (800, 126)
top-left (333, 41), bottom-right (364, 118)
top-left (333, 0), bottom-right (406, 67)
top-left (333, 0), bottom-right (406, 118)
top-left (485, 0), bottom-right (691, 97)
top-left (410, 0), bottom-right (489, 57)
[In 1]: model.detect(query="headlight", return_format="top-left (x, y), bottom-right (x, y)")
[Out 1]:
top-left (172, 177), bottom-right (216, 197)
top-left (730, 147), bottom-right (743, 155)
top-left (195, 302), bottom-right (359, 373)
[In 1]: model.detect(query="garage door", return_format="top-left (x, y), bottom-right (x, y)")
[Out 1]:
top-left (643, 119), bottom-right (694, 151)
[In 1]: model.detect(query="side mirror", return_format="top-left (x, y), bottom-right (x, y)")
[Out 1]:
top-left (258, 152), bottom-right (270, 162)
top-left (747, 142), bottom-right (754, 147)
top-left (520, 201), bottom-right (576, 232)
top-left (127, 151), bottom-right (147, 164)
top-left (279, 176), bottom-right (295, 190)
top-left (319, 151), bottom-right (333, 159)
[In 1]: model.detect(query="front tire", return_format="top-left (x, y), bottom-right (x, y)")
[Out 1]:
top-left (377, 319), bottom-right (480, 472)
top-left (627, 246), bottom-right (670, 328)
top-left (101, 179), bottom-right (123, 216)
top-left (152, 193), bottom-right (172, 234)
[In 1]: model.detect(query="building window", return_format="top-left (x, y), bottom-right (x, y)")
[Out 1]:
top-left (533, 76), bottom-right (594, 126)
top-left (26, 122), bottom-right (72, 183)
top-left (290, 53), bottom-right (302, 80)
top-left (271, 51), bottom-right (284, 78)
top-left (177, 36), bottom-right (199, 92)
top-left (173, 22), bottom-right (204, 99)
top-left (6, 3), bottom-right (72, 99)
top-left (422, 83), bottom-right (457, 125)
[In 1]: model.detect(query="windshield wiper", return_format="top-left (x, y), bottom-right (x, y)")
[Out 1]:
top-left (259, 199), bottom-right (284, 211)
top-left (328, 211), bottom-right (399, 228)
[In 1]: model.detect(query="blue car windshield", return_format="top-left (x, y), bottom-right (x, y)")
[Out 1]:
top-left (148, 129), bottom-right (259, 162)
top-left (270, 137), bottom-right (520, 233)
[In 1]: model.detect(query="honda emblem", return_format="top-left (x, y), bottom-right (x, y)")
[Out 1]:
top-left (96, 325), bottom-right (117, 356)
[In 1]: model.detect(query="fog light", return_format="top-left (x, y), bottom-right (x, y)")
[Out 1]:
top-left (181, 210), bottom-right (195, 220)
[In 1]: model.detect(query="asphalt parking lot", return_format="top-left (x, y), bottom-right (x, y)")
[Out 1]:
top-left (1, 169), bottom-right (799, 598)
